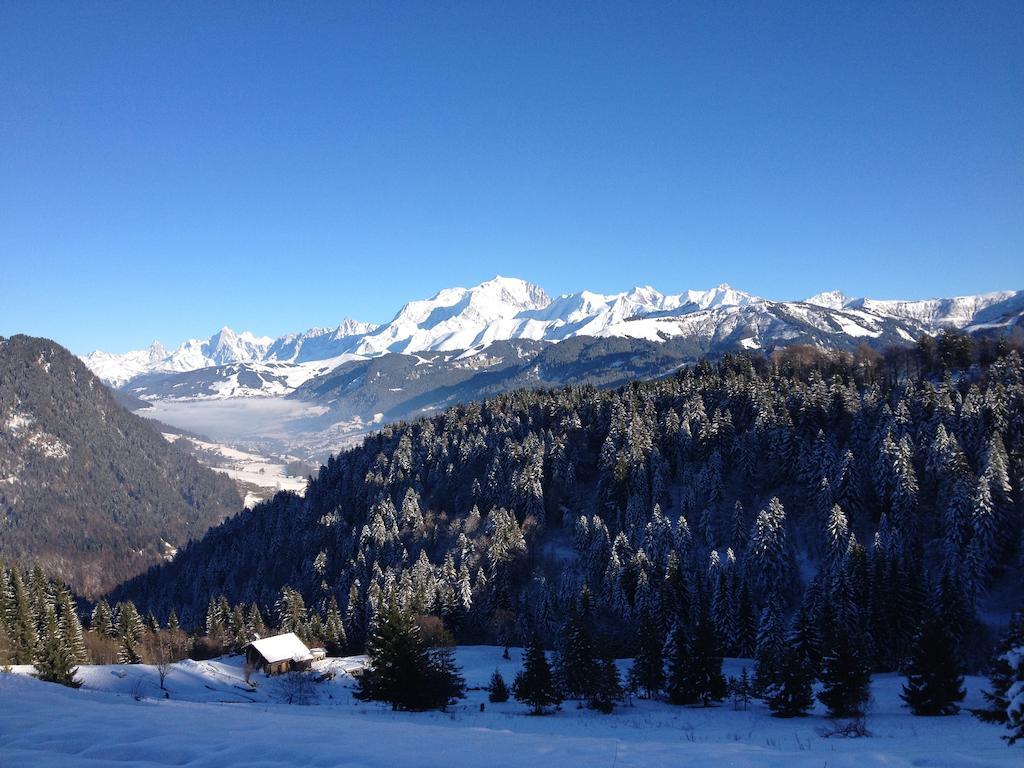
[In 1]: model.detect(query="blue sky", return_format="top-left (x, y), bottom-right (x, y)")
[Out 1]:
top-left (2, 1), bottom-right (1022, 354)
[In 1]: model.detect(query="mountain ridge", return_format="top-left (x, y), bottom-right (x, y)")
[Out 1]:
top-left (83, 277), bottom-right (1024, 400)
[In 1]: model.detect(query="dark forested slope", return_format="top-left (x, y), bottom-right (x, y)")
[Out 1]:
top-left (117, 336), bottom-right (1023, 671)
top-left (0, 335), bottom-right (241, 596)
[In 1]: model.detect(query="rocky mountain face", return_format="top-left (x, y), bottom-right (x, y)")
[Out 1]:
top-left (0, 335), bottom-right (241, 596)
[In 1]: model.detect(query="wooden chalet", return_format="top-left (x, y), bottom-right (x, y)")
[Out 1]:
top-left (244, 632), bottom-right (315, 675)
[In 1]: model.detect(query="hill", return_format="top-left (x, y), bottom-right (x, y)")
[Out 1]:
top-left (0, 335), bottom-right (241, 596)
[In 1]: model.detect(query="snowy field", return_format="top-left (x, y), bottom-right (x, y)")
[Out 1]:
top-left (1, 647), bottom-right (1017, 767)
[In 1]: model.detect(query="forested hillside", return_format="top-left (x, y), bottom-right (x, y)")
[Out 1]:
top-left (117, 333), bottom-right (1023, 674)
top-left (0, 336), bottom-right (241, 596)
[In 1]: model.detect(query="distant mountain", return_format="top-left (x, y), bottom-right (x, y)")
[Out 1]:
top-left (0, 335), bottom-right (241, 597)
top-left (82, 320), bottom-right (377, 388)
top-left (83, 278), bottom-right (1023, 404)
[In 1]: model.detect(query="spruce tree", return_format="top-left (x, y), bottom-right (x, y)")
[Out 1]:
top-left (974, 610), bottom-right (1024, 745)
top-left (116, 601), bottom-right (145, 664)
top-left (665, 621), bottom-right (691, 705)
top-left (7, 569), bottom-right (38, 664)
top-left (354, 604), bottom-right (464, 710)
top-left (324, 596), bottom-right (347, 656)
top-left (557, 586), bottom-right (597, 700)
top-left (488, 669), bottom-right (510, 702)
top-left (767, 639), bottom-right (815, 717)
top-left (667, 620), bottom-right (726, 706)
top-left (901, 613), bottom-right (965, 716)
top-left (91, 599), bottom-right (114, 637)
top-left (628, 612), bottom-right (664, 699)
top-left (588, 657), bottom-right (622, 714)
top-left (34, 602), bottom-right (80, 688)
top-left (512, 634), bottom-right (562, 715)
top-left (58, 590), bottom-right (87, 663)
top-left (754, 596), bottom-right (784, 694)
top-left (818, 618), bottom-right (871, 718)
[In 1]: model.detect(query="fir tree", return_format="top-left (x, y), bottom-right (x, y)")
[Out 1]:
top-left (770, 634), bottom-right (815, 720)
top-left (557, 586), bottom-right (597, 700)
top-left (116, 601), bottom-right (145, 664)
top-left (974, 610), bottom-right (1024, 745)
top-left (34, 602), bottom-right (80, 688)
top-left (818, 618), bottom-right (871, 718)
top-left (754, 596), bottom-right (785, 694)
top-left (513, 634), bottom-right (562, 715)
top-left (91, 599), bottom-right (114, 637)
top-left (900, 613), bottom-right (965, 716)
top-left (324, 596), bottom-right (347, 656)
top-left (488, 669), bottom-right (509, 702)
top-left (7, 569), bottom-right (38, 664)
top-left (667, 620), bottom-right (726, 706)
top-left (628, 612), bottom-right (664, 699)
top-left (588, 657), bottom-right (623, 714)
top-left (57, 589), bottom-right (87, 663)
top-left (354, 604), bottom-right (465, 711)
top-left (730, 667), bottom-right (753, 711)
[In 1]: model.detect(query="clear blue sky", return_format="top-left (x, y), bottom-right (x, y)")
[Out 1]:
top-left (2, 1), bottom-right (1022, 354)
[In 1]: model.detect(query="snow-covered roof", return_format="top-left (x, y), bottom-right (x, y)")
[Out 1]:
top-left (247, 632), bottom-right (313, 664)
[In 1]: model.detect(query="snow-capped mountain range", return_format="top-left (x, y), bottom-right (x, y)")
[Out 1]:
top-left (83, 277), bottom-right (1024, 400)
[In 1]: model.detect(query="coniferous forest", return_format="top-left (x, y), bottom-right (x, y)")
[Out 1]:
top-left (107, 336), bottom-right (1023, 682)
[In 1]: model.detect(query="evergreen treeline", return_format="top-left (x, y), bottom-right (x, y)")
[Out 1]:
top-left (115, 338), bottom-right (1022, 687)
top-left (1, 562), bottom-right (86, 685)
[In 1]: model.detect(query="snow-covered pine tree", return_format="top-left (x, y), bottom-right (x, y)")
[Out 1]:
top-left (116, 601), bottom-right (145, 664)
top-left (754, 596), bottom-right (785, 694)
top-left (974, 609), bottom-right (1024, 744)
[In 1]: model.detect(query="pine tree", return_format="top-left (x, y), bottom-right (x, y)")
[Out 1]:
top-left (7, 569), bottom-right (38, 664)
top-left (818, 618), bottom-right (871, 718)
top-left (754, 596), bottom-right (785, 694)
top-left (628, 612), bottom-right (664, 699)
top-left (324, 596), bottom-right (347, 656)
top-left (974, 610), bottom-right (1024, 745)
top-left (167, 609), bottom-right (180, 633)
top-left (730, 667), bottom-right (753, 711)
top-left (34, 602), bottom-right (80, 688)
top-left (116, 601), bottom-right (145, 664)
top-left (354, 604), bottom-right (464, 710)
top-left (512, 634), bottom-right (562, 715)
top-left (766, 610), bottom-right (816, 718)
top-left (91, 599), bottom-right (114, 637)
top-left (667, 619), bottom-right (726, 706)
top-left (57, 590), bottom-right (87, 663)
top-left (901, 613), bottom-right (965, 716)
top-left (588, 657), bottom-right (623, 714)
top-left (557, 586), bottom-right (597, 700)
top-left (488, 669), bottom-right (510, 702)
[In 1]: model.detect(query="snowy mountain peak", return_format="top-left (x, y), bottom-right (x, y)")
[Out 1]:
top-left (682, 283), bottom-right (759, 310)
top-left (80, 279), bottom-right (1022, 396)
top-left (806, 290), bottom-right (854, 310)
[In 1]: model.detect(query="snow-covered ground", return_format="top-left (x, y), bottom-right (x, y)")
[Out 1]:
top-left (1, 647), bottom-right (1017, 767)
